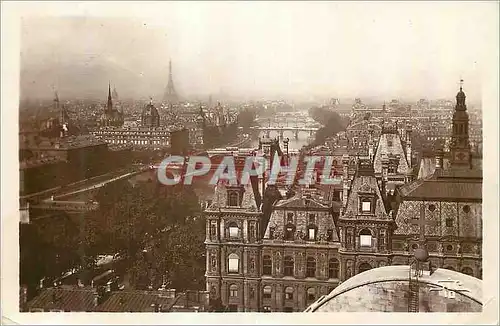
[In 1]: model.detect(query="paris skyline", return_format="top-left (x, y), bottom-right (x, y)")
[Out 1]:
top-left (20, 2), bottom-right (494, 102)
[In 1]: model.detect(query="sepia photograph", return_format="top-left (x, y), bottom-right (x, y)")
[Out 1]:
top-left (2, 1), bottom-right (499, 324)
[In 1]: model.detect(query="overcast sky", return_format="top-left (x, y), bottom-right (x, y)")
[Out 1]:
top-left (20, 2), bottom-right (496, 102)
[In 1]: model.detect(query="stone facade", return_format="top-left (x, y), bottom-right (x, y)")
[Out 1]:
top-left (204, 181), bottom-right (343, 312)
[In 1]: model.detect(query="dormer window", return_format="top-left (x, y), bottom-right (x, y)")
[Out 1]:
top-left (359, 197), bottom-right (374, 214)
top-left (362, 201), bottom-right (371, 212)
top-left (285, 223), bottom-right (295, 241)
top-left (227, 191), bottom-right (239, 207)
top-left (269, 227), bottom-right (275, 239)
top-left (308, 226), bottom-right (317, 241)
top-left (308, 214), bottom-right (316, 224)
top-left (327, 229), bottom-right (334, 241)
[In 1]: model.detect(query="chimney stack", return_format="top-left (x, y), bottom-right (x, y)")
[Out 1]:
top-left (406, 123), bottom-right (412, 168)
top-left (381, 154), bottom-right (389, 197)
top-left (341, 154), bottom-right (350, 210)
top-left (368, 129), bottom-right (375, 160)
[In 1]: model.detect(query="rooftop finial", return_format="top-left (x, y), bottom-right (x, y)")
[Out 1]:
top-left (460, 78), bottom-right (464, 91)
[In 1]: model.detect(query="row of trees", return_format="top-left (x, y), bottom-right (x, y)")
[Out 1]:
top-left (308, 106), bottom-right (348, 145)
top-left (20, 179), bottom-right (207, 298)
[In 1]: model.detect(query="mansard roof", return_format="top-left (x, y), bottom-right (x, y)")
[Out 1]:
top-left (343, 172), bottom-right (390, 220)
top-left (274, 195), bottom-right (329, 210)
top-left (205, 178), bottom-right (261, 213)
top-left (397, 179), bottom-right (482, 202)
top-left (373, 131), bottom-right (410, 175)
top-left (264, 193), bottom-right (340, 241)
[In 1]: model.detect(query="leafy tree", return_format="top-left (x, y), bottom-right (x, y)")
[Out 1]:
top-left (308, 106), bottom-right (347, 145)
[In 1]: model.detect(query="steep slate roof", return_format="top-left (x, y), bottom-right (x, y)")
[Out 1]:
top-left (205, 178), bottom-right (260, 212)
top-left (274, 196), bottom-right (329, 209)
top-left (26, 287), bottom-right (97, 312)
top-left (373, 131), bottom-right (410, 175)
top-left (397, 179), bottom-right (482, 201)
top-left (264, 194), bottom-right (339, 241)
top-left (96, 290), bottom-right (176, 312)
top-left (417, 157), bottom-right (437, 180)
top-left (343, 174), bottom-right (390, 220)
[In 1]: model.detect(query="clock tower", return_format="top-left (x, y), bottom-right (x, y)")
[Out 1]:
top-left (449, 80), bottom-right (472, 169)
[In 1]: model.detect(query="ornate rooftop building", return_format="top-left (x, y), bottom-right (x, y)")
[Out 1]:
top-left (391, 83), bottom-right (482, 278)
top-left (372, 122), bottom-right (413, 189)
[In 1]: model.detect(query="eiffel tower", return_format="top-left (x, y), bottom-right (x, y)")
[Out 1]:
top-left (163, 59), bottom-right (179, 104)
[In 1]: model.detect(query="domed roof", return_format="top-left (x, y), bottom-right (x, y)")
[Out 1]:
top-left (142, 101), bottom-right (159, 118)
top-left (306, 266), bottom-right (482, 313)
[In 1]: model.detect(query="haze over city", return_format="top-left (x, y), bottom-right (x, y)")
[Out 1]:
top-left (20, 2), bottom-right (492, 103)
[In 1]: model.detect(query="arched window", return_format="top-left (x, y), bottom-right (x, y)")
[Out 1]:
top-left (284, 256), bottom-right (294, 276)
top-left (284, 287), bottom-right (294, 300)
top-left (328, 258), bottom-right (340, 278)
top-left (358, 262), bottom-right (372, 273)
top-left (461, 267), bottom-right (474, 276)
top-left (263, 285), bottom-right (272, 299)
top-left (307, 288), bottom-right (316, 302)
top-left (359, 229), bottom-right (372, 247)
top-left (306, 257), bottom-right (316, 277)
top-left (229, 284), bottom-right (238, 297)
top-left (262, 255), bottom-right (272, 275)
top-left (228, 222), bottom-right (239, 239)
top-left (228, 253), bottom-right (239, 273)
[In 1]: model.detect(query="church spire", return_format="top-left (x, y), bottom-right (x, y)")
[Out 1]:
top-left (107, 82), bottom-right (113, 112)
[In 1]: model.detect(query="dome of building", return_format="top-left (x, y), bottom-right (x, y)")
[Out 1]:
top-left (305, 266), bottom-right (482, 313)
top-left (141, 100), bottom-right (160, 128)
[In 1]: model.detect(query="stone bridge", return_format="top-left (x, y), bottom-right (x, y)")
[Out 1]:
top-left (250, 126), bottom-right (320, 139)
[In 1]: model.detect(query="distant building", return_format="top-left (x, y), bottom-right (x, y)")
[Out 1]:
top-left (99, 83), bottom-right (124, 127)
top-left (24, 287), bottom-right (210, 312)
top-left (91, 99), bottom-right (174, 151)
top-left (90, 126), bottom-right (171, 151)
top-left (19, 135), bottom-right (114, 195)
top-left (392, 84), bottom-right (482, 277)
top-left (141, 99), bottom-right (160, 128)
